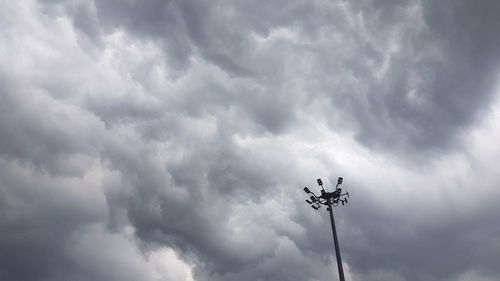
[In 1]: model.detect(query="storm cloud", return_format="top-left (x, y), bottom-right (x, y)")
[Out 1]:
top-left (1, 0), bottom-right (500, 281)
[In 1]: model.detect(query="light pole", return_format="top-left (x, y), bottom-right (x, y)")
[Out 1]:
top-left (304, 177), bottom-right (350, 281)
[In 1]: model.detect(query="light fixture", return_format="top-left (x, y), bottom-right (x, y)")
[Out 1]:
top-left (317, 178), bottom-right (323, 186)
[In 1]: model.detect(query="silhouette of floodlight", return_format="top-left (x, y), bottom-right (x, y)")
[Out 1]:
top-left (317, 178), bottom-right (323, 186)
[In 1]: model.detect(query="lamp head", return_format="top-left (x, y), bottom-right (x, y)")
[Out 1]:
top-left (337, 177), bottom-right (343, 185)
top-left (317, 178), bottom-right (323, 186)
top-left (304, 187), bottom-right (311, 194)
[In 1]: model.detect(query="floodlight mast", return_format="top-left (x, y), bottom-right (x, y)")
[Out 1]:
top-left (304, 177), bottom-right (349, 281)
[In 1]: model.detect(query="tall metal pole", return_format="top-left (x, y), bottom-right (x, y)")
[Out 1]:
top-left (327, 199), bottom-right (345, 281)
top-left (303, 177), bottom-right (350, 281)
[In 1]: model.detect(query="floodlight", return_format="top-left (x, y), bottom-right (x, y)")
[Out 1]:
top-left (304, 187), bottom-right (311, 193)
top-left (306, 199), bottom-right (312, 204)
top-left (317, 178), bottom-right (323, 186)
top-left (311, 205), bottom-right (320, 210)
top-left (310, 196), bottom-right (317, 202)
top-left (337, 177), bottom-right (343, 185)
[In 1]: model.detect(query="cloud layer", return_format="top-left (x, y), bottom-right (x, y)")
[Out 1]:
top-left (1, 1), bottom-right (500, 281)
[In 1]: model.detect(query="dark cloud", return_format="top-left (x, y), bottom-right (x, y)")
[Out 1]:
top-left (2, 1), bottom-right (500, 281)
top-left (59, 0), bottom-right (500, 153)
top-left (341, 182), bottom-right (500, 281)
top-left (320, 0), bottom-right (500, 153)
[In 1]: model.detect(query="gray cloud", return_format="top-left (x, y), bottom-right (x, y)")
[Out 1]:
top-left (306, 0), bottom-right (500, 154)
top-left (55, 0), bottom-right (500, 152)
top-left (2, 1), bottom-right (500, 281)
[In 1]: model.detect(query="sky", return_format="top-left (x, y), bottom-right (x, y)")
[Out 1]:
top-left (1, 0), bottom-right (500, 281)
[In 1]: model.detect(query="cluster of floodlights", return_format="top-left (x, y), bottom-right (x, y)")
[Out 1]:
top-left (304, 177), bottom-right (349, 210)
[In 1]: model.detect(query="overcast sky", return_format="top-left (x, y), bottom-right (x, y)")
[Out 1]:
top-left (1, 1), bottom-right (500, 281)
